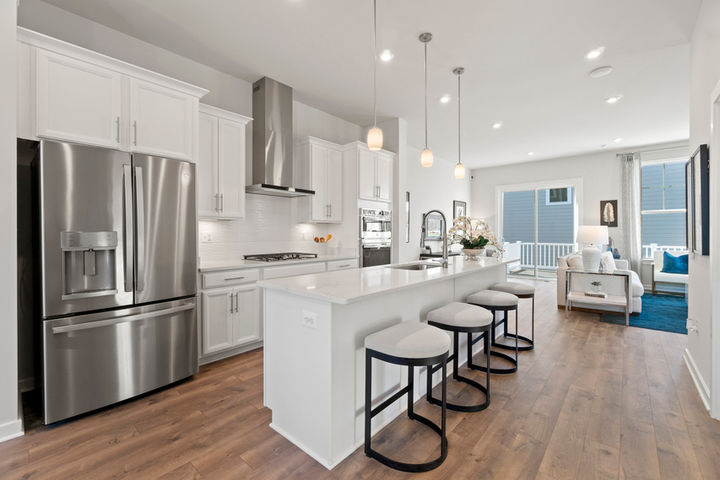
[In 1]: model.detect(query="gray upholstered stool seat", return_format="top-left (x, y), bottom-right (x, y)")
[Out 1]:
top-left (490, 281), bottom-right (536, 351)
top-left (365, 322), bottom-right (450, 359)
top-left (427, 302), bottom-right (493, 329)
top-left (426, 302), bottom-right (494, 413)
top-left (467, 290), bottom-right (519, 308)
top-left (466, 290), bottom-right (520, 375)
top-left (364, 322), bottom-right (449, 472)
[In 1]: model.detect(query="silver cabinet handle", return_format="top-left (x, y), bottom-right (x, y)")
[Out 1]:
top-left (220, 193), bottom-right (224, 213)
top-left (115, 117), bottom-right (120, 143)
top-left (132, 120), bottom-right (138, 145)
top-left (338, 264), bottom-right (350, 268)
top-left (329, 204), bottom-right (332, 218)
top-left (234, 292), bottom-right (239, 313)
top-left (229, 293), bottom-right (233, 314)
top-left (122, 165), bottom-right (134, 293)
top-left (52, 302), bottom-right (195, 334)
top-left (135, 166), bottom-right (146, 292)
top-left (224, 276), bottom-right (246, 281)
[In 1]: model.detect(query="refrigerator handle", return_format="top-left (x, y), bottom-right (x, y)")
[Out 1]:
top-left (51, 302), bottom-right (196, 334)
top-left (123, 165), bottom-right (134, 293)
top-left (135, 166), bottom-right (146, 292)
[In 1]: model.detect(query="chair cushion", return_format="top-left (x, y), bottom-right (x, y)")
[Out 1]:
top-left (365, 322), bottom-right (450, 359)
top-left (661, 251), bottom-right (688, 274)
top-left (566, 254), bottom-right (583, 269)
top-left (490, 281), bottom-right (535, 296)
top-left (467, 290), bottom-right (519, 308)
top-left (427, 302), bottom-right (493, 329)
top-left (654, 271), bottom-right (688, 284)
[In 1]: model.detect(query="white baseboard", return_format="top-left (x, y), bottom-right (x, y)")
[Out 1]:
top-left (199, 341), bottom-right (263, 366)
top-left (0, 417), bottom-right (23, 444)
top-left (683, 348), bottom-right (711, 412)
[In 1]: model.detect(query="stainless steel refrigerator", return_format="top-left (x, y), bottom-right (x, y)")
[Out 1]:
top-left (27, 140), bottom-right (198, 424)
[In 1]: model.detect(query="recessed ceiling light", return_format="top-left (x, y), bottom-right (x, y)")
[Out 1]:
top-left (379, 49), bottom-right (394, 62)
top-left (589, 66), bottom-right (613, 78)
top-left (440, 94), bottom-right (452, 104)
top-left (614, 137), bottom-right (623, 143)
top-left (605, 95), bottom-right (623, 104)
top-left (600, 144), bottom-right (608, 148)
top-left (492, 121), bottom-right (503, 129)
top-left (528, 151), bottom-right (535, 156)
top-left (585, 46), bottom-right (605, 60)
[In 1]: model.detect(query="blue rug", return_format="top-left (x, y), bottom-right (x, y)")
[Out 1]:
top-left (601, 293), bottom-right (687, 334)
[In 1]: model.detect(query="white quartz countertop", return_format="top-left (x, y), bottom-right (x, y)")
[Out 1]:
top-left (258, 257), bottom-right (514, 304)
top-left (198, 254), bottom-right (358, 272)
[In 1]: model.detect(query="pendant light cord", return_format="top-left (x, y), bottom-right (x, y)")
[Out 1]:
top-left (372, 0), bottom-right (377, 128)
top-left (457, 72), bottom-right (461, 165)
top-left (424, 41), bottom-right (428, 149)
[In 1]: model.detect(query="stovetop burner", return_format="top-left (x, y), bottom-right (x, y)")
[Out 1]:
top-left (243, 252), bottom-right (319, 262)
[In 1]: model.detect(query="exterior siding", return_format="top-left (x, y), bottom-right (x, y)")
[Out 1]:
top-left (641, 162), bottom-right (687, 248)
top-left (502, 188), bottom-right (574, 244)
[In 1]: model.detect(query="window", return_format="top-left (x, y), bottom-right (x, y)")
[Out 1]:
top-left (641, 160), bottom-right (686, 252)
top-left (545, 188), bottom-right (571, 205)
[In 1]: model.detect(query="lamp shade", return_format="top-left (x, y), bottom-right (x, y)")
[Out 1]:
top-left (421, 148), bottom-right (434, 168)
top-left (454, 163), bottom-right (465, 179)
top-left (576, 225), bottom-right (609, 245)
top-left (367, 127), bottom-right (383, 151)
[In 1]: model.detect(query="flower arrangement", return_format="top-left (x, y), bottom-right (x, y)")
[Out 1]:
top-left (448, 216), bottom-right (504, 253)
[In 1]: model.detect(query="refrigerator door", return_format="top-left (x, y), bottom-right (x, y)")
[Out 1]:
top-left (42, 298), bottom-right (198, 424)
top-left (133, 154), bottom-right (197, 304)
top-left (39, 141), bottom-right (134, 317)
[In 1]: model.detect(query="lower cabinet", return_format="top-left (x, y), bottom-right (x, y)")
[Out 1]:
top-left (201, 284), bottom-right (261, 356)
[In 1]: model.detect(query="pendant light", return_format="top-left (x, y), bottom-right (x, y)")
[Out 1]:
top-left (453, 67), bottom-right (466, 179)
top-left (419, 32), bottom-right (433, 167)
top-left (367, 0), bottom-right (383, 151)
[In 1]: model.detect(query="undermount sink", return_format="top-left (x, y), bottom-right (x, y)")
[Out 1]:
top-left (387, 263), bottom-right (442, 271)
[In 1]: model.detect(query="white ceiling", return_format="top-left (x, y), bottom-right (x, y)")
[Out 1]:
top-left (40, 0), bottom-right (700, 168)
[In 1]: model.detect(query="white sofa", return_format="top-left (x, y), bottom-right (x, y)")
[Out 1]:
top-left (557, 254), bottom-right (644, 313)
top-left (651, 250), bottom-right (688, 294)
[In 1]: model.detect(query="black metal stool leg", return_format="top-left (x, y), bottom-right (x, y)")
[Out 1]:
top-left (477, 307), bottom-right (518, 374)
top-left (503, 295), bottom-right (536, 351)
top-left (364, 351), bottom-right (372, 456)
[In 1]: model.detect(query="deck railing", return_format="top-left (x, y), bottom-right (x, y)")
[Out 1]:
top-left (642, 243), bottom-right (687, 258)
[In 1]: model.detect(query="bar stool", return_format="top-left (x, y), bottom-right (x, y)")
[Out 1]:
top-left (490, 281), bottom-right (536, 351)
top-left (425, 302), bottom-right (493, 412)
top-left (466, 290), bottom-right (519, 375)
top-left (364, 322), bottom-right (450, 472)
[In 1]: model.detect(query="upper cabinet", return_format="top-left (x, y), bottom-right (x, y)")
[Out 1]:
top-left (349, 142), bottom-right (395, 203)
top-left (296, 137), bottom-right (343, 223)
top-left (18, 28), bottom-right (207, 161)
top-left (198, 104), bottom-right (252, 219)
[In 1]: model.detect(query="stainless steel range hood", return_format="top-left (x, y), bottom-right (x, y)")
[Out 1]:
top-left (247, 77), bottom-right (314, 197)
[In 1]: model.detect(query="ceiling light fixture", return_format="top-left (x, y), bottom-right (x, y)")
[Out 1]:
top-left (605, 95), bottom-right (623, 105)
top-left (453, 67), bottom-right (465, 180)
top-left (492, 121), bottom-right (503, 129)
top-left (379, 49), bottom-right (393, 62)
top-left (419, 32), bottom-right (434, 168)
top-left (614, 137), bottom-right (623, 143)
top-left (528, 152), bottom-right (535, 156)
top-left (440, 94), bottom-right (451, 104)
top-left (589, 66), bottom-right (613, 78)
top-left (585, 46), bottom-right (605, 60)
top-left (366, 0), bottom-right (383, 151)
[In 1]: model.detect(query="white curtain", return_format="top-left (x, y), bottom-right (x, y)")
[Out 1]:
top-left (621, 153), bottom-right (642, 273)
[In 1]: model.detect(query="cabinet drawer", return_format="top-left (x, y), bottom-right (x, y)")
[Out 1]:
top-left (262, 262), bottom-right (326, 280)
top-left (202, 269), bottom-right (259, 289)
top-left (326, 259), bottom-right (359, 271)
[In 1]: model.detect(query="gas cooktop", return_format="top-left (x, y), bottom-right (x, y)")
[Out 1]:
top-left (243, 252), bottom-right (319, 262)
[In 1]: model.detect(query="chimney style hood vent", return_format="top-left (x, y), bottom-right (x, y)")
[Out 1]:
top-left (247, 77), bottom-right (314, 197)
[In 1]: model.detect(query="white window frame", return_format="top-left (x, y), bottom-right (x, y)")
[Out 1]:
top-left (545, 187), bottom-right (571, 206)
top-left (640, 157), bottom-right (687, 215)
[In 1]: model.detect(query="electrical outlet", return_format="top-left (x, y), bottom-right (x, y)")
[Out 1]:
top-left (302, 310), bottom-right (318, 329)
top-left (686, 317), bottom-right (698, 333)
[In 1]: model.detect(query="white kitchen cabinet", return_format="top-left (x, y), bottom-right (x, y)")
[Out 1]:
top-left (352, 143), bottom-right (395, 203)
top-left (201, 288), bottom-right (234, 355)
top-left (296, 137), bottom-right (343, 223)
top-left (36, 49), bottom-right (123, 148)
top-left (197, 104), bottom-right (251, 219)
top-left (232, 285), bottom-right (261, 346)
top-left (326, 259), bottom-right (359, 271)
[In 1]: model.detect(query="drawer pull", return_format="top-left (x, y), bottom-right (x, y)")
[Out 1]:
top-left (338, 264), bottom-right (350, 268)
top-left (224, 276), bottom-right (246, 281)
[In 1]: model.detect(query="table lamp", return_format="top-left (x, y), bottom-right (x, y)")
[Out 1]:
top-left (576, 225), bottom-right (609, 272)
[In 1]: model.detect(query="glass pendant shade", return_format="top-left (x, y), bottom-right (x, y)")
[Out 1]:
top-left (367, 127), bottom-right (383, 151)
top-left (454, 162), bottom-right (466, 179)
top-left (421, 148), bottom-right (434, 168)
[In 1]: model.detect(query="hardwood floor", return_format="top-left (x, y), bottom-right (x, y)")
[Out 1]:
top-left (2, 279), bottom-right (720, 479)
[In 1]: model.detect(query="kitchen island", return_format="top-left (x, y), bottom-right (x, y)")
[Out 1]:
top-left (258, 256), bottom-right (514, 469)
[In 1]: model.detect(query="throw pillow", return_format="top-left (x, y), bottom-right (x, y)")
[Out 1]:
top-left (661, 252), bottom-right (688, 274)
top-left (566, 254), bottom-right (583, 269)
top-left (600, 251), bottom-right (616, 272)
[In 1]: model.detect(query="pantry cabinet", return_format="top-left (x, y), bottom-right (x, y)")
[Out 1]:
top-left (296, 137), bottom-right (343, 223)
top-left (197, 104), bottom-right (252, 219)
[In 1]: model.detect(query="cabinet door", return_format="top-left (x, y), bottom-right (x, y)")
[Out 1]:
top-left (310, 144), bottom-right (328, 221)
top-left (217, 118), bottom-right (246, 218)
top-left (358, 148), bottom-right (377, 200)
top-left (201, 289), bottom-right (234, 355)
top-left (376, 152), bottom-right (394, 202)
top-left (232, 285), bottom-right (261, 346)
top-left (129, 78), bottom-right (194, 160)
top-left (36, 49), bottom-right (122, 148)
top-left (197, 112), bottom-right (219, 218)
top-left (327, 148), bottom-right (343, 222)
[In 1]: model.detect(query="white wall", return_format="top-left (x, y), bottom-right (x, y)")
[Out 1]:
top-left (687, 0), bottom-right (720, 413)
top-left (399, 146), bottom-right (472, 263)
top-left (0, 0), bottom-right (21, 442)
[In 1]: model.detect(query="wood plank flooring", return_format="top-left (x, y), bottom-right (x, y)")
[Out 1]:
top-left (2, 280), bottom-right (720, 479)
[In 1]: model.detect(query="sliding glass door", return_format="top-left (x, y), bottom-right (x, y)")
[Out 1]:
top-left (502, 187), bottom-right (576, 279)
